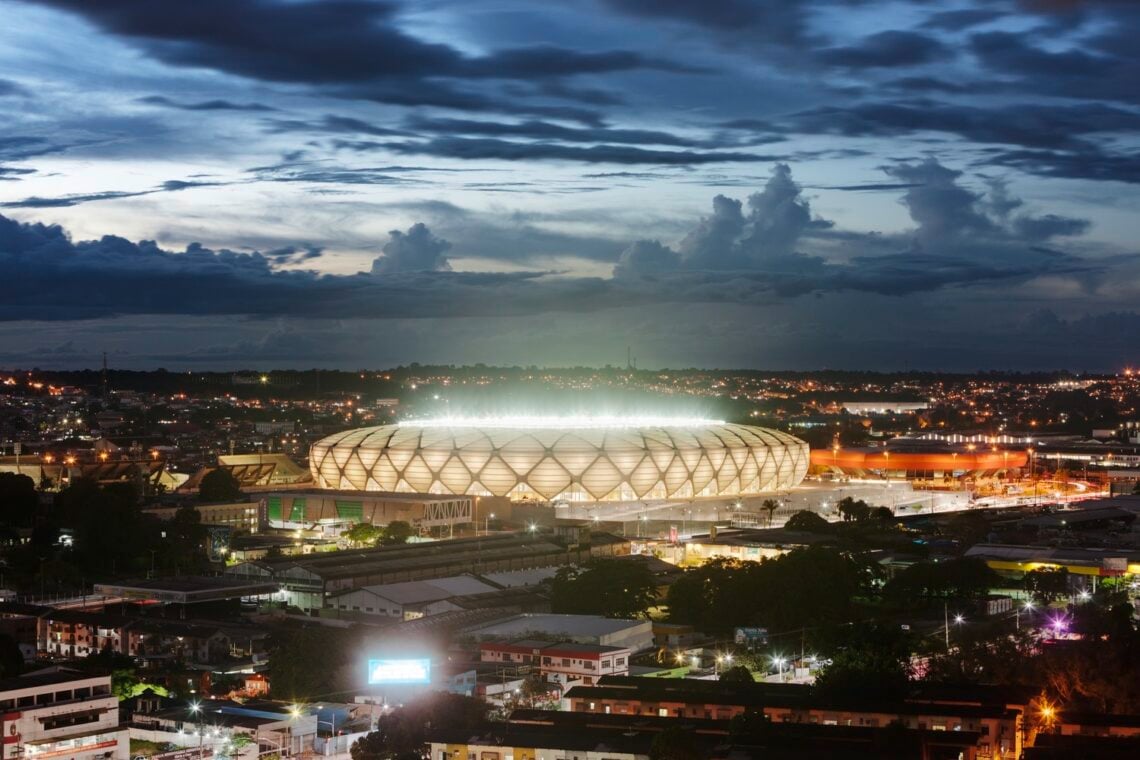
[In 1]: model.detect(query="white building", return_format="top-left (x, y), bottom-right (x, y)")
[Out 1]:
top-left (327, 575), bottom-right (498, 620)
top-left (0, 671), bottom-right (128, 760)
top-left (463, 614), bottom-right (654, 652)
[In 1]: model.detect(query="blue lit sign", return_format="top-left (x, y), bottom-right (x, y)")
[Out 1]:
top-left (367, 658), bottom-right (431, 685)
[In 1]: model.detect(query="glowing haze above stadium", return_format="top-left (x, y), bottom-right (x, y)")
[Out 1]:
top-left (398, 416), bottom-right (726, 430)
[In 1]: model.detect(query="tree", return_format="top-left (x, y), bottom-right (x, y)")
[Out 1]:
top-left (884, 558), bottom-right (999, 603)
top-left (380, 520), bottom-right (414, 545)
top-left (167, 506), bottom-right (209, 573)
top-left (0, 634), bottom-right (24, 677)
top-left (784, 510), bottom-right (832, 533)
top-left (1025, 567), bottom-right (1070, 603)
top-left (343, 523), bottom-right (383, 548)
top-left (649, 726), bottom-right (702, 760)
top-left (815, 632), bottom-right (912, 701)
top-left (837, 496), bottom-right (872, 522)
top-left (267, 628), bottom-right (355, 700)
top-left (550, 558), bottom-right (658, 618)
top-left (198, 468), bottom-right (242, 502)
top-left (719, 664), bottom-right (754, 683)
top-left (761, 499), bottom-right (779, 526)
top-left (666, 548), bottom-right (877, 634)
top-left (872, 506), bottom-right (895, 522)
top-left (0, 473), bottom-right (38, 527)
top-left (352, 693), bottom-right (487, 760)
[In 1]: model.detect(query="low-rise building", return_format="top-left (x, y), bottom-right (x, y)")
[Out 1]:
top-left (479, 640), bottom-right (631, 686)
top-left (565, 677), bottom-right (1028, 759)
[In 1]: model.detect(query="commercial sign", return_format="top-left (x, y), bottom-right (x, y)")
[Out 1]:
top-left (155, 748), bottom-right (214, 760)
top-left (734, 627), bottom-right (769, 647)
top-left (367, 658), bottom-right (431, 685)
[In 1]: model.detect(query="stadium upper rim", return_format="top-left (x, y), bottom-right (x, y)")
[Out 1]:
top-left (310, 419), bottom-right (810, 503)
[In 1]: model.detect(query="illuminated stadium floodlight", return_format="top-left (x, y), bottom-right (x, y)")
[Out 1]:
top-left (398, 415), bottom-right (725, 429)
top-left (311, 418), bottom-right (809, 503)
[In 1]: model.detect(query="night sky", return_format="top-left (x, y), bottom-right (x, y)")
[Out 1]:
top-left (1, 0), bottom-right (1137, 371)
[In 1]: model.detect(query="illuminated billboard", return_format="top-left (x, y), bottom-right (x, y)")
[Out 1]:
top-left (367, 658), bottom-right (431, 685)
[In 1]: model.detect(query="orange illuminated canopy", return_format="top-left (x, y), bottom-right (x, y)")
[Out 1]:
top-left (812, 448), bottom-right (1028, 471)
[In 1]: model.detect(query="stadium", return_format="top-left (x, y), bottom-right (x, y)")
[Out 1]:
top-left (310, 417), bottom-right (809, 503)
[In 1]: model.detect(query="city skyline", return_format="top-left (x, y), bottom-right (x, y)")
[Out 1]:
top-left (1, 0), bottom-right (1138, 370)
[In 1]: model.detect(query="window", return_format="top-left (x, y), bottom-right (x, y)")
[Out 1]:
top-left (601, 660), bottom-right (611, 668)
top-left (583, 662), bottom-right (594, 670)
top-left (616, 658), bottom-right (626, 667)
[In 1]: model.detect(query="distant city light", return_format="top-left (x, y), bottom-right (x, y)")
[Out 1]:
top-left (398, 415), bottom-right (725, 429)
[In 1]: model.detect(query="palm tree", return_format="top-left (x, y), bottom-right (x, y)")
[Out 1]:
top-left (761, 499), bottom-right (779, 526)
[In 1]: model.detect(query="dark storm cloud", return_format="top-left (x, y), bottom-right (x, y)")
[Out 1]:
top-left (136, 95), bottom-right (276, 112)
top-left (882, 77), bottom-right (968, 94)
top-left (0, 167), bottom-right (36, 181)
top-left (921, 9), bottom-right (1006, 31)
top-left (0, 190), bottom-right (157, 208)
top-left (982, 147), bottom-right (1140, 184)
top-left (969, 29), bottom-right (1140, 105)
top-left (820, 183), bottom-right (924, 192)
top-left (263, 115), bottom-right (411, 138)
top-left (0, 212), bottom-right (587, 321)
top-left (0, 179), bottom-right (235, 208)
top-left (0, 137), bottom-right (67, 161)
top-left (818, 31), bottom-right (953, 69)
top-left (787, 101), bottom-right (1140, 150)
top-left (1012, 214), bottom-right (1091, 241)
top-left (378, 137), bottom-right (778, 165)
top-left (402, 116), bottom-right (712, 148)
top-left (0, 79), bottom-right (28, 97)
top-left (350, 81), bottom-right (608, 126)
top-left (30, 1), bottom-right (691, 92)
top-left (599, 0), bottom-right (810, 44)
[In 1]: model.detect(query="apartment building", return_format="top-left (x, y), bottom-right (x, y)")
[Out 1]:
top-left (0, 671), bottom-right (128, 760)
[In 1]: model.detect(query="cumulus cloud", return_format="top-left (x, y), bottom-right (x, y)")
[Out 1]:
top-left (616, 163), bottom-right (822, 273)
top-left (613, 240), bottom-right (681, 278)
top-left (613, 160), bottom-right (1103, 296)
top-left (0, 160), bottom-right (1118, 326)
top-left (371, 223), bottom-right (452, 274)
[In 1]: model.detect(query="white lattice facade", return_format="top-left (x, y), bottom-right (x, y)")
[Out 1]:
top-left (310, 421), bottom-right (809, 503)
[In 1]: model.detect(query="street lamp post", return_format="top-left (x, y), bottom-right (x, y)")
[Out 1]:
top-left (772, 655), bottom-right (786, 682)
top-left (485, 512), bottom-right (495, 535)
top-left (188, 702), bottom-right (205, 760)
top-left (1017, 601), bottom-right (1034, 631)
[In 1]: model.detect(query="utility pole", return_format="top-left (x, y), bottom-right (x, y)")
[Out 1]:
top-left (944, 601), bottom-right (950, 650)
